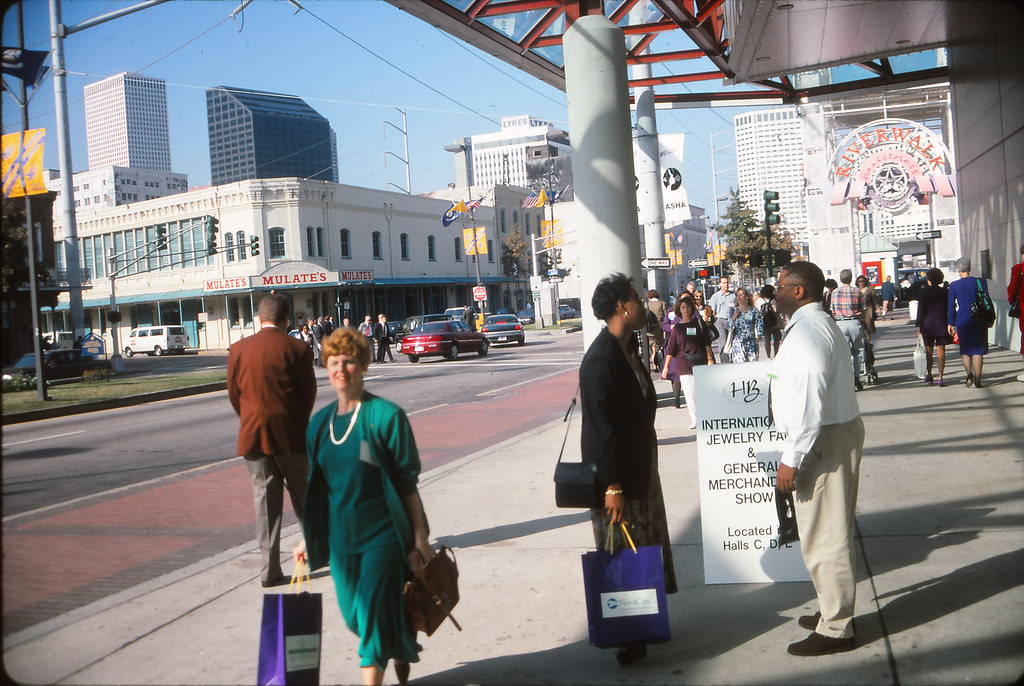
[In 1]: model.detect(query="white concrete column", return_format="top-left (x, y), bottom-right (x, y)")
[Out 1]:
top-left (564, 15), bottom-right (642, 349)
top-left (633, 63), bottom-right (667, 296)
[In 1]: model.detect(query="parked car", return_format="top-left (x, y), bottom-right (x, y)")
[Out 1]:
top-left (480, 314), bottom-right (526, 346)
top-left (398, 320), bottom-right (489, 363)
top-left (558, 304), bottom-right (580, 319)
top-left (124, 325), bottom-right (189, 356)
top-left (3, 349), bottom-right (112, 383)
top-left (516, 308), bottom-right (535, 325)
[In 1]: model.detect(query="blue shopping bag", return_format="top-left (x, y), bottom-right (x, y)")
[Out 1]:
top-left (257, 564), bottom-right (322, 685)
top-left (581, 525), bottom-right (671, 648)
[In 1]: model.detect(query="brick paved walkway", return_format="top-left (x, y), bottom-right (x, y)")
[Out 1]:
top-left (2, 368), bottom-right (577, 636)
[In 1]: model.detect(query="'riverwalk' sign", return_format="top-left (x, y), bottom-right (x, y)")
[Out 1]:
top-left (693, 361), bottom-right (809, 584)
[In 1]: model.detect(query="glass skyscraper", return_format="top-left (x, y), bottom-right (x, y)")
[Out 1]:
top-left (206, 86), bottom-right (338, 186)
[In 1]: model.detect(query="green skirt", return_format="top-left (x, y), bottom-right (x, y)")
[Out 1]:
top-left (330, 541), bottom-right (422, 669)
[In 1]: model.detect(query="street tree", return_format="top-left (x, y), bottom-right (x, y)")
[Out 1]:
top-left (719, 189), bottom-right (794, 280)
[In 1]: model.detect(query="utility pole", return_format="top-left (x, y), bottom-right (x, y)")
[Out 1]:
top-left (15, 1), bottom-right (48, 400)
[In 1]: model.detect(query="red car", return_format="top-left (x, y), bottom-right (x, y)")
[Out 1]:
top-left (398, 320), bottom-right (489, 363)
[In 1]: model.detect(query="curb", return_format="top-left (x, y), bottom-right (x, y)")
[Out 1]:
top-left (2, 382), bottom-right (227, 426)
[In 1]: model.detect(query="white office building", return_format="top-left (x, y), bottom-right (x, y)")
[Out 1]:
top-left (453, 115), bottom-right (573, 195)
top-left (734, 108), bottom-right (808, 245)
top-left (46, 167), bottom-right (188, 211)
top-left (84, 72), bottom-right (172, 172)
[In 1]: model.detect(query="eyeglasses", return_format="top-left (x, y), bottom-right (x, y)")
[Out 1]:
top-left (775, 282), bottom-right (798, 290)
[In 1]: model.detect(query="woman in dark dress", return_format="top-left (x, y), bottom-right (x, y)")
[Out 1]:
top-left (580, 273), bottom-right (677, 665)
top-left (916, 268), bottom-right (952, 386)
top-left (947, 257), bottom-right (990, 387)
top-left (661, 297), bottom-right (716, 427)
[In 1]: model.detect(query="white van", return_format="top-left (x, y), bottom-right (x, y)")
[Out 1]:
top-left (124, 325), bottom-right (189, 356)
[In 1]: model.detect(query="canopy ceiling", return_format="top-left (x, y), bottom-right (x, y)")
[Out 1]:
top-left (385, 0), bottom-right (950, 106)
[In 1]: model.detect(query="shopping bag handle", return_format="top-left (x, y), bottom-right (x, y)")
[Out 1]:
top-left (605, 521), bottom-right (638, 554)
top-left (288, 560), bottom-right (311, 594)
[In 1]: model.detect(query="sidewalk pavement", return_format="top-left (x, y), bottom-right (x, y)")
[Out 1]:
top-left (4, 316), bottom-right (1023, 685)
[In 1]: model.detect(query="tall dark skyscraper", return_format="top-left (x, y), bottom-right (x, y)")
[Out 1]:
top-left (206, 86), bottom-right (339, 186)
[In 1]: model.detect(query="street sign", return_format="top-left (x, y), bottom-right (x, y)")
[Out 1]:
top-left (916, 230), bottom-right (942, 240)
top-left (641, 257), bottom-right (672, 269)
top-left (548, 276), bottom-right (563, 284)
top-left (688, 259), bottom-right (709, 267)
top-left (473, 285), bottom-right (487, 301)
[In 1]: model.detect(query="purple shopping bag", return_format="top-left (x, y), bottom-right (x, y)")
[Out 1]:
top-left (581, 544), bottom-right (671, 649)
top-left (257, 591), bottom-right (322, 685)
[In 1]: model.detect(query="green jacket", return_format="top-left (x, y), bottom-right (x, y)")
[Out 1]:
top-left (302, 392), bottom-right (421, 571)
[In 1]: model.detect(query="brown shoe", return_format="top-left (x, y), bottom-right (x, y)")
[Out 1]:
top-left (798, 612), bottom-right (821, 631)
top-left (788, 632), bottom-right (855, 656)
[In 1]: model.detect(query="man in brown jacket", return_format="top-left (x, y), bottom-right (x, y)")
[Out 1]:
top-left (228, 294), bottom-right (317, 586)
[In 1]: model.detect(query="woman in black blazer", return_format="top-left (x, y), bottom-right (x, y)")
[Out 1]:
top-left (580, 273), bottom-right (678, 664)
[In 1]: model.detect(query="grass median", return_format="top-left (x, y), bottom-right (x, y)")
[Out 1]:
top-left (2, 370), bottom-right (227, 416)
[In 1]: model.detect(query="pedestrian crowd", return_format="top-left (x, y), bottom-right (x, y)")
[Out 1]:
top-left (221, 247), bottom-right (1023, 684)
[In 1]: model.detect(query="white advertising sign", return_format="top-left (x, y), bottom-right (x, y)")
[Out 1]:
top-left (693, 361), bottom-right (809, 584)
top-left (256, 261), bottom-right (333, 288)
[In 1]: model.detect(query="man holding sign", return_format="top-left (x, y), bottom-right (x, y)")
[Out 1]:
top-left (771, 262), bottom-right (865, 657)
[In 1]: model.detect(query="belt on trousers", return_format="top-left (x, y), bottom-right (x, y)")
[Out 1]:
top-left (836, 316), bottom-right (861, 321)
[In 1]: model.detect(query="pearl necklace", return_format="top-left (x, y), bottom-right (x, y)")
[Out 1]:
top-left (329, 401), bottom-right (362, 445)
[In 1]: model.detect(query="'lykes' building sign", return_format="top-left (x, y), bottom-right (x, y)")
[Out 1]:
top-left (829, 117), bottom-right (955, 215)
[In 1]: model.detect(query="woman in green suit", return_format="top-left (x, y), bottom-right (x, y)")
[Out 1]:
top-left (293, 328), bottom-right (432, 686)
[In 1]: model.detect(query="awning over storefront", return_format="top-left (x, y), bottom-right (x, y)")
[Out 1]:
top-left (57, 289), bottom-right (207, 310)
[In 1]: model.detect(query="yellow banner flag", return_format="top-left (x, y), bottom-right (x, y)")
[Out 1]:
top-left (2, 129), bottom-right (47, 198)
top-left (540, 218), bottom-right (563, 249)
top-left (463, 226), bottom-right (488, 255)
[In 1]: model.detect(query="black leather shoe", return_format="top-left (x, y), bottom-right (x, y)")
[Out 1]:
top-left (798, 612), bottom-right (821, 631)
top-left (787, 632), bottom-right (855, 656)
top-left (261, 574), bottom-right (287, 588)
top-left (615, 643), bottom-right (647, 664)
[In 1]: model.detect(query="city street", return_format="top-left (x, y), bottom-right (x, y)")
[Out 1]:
top-left (1, 331), bottom-right (583, 634)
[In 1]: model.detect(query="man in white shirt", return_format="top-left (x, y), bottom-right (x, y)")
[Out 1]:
top-left (770, 261), bottom-right (865, 657)
top-left (708, 276), bottom-right (735, 361)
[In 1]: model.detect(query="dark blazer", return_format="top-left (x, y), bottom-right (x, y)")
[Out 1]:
top-left (227, 325), bottom-right (317, 457)
top-left (579, 328), bottom-right (657, 499)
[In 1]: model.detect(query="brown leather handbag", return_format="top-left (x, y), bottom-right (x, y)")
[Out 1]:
top-left (403, 546), bottom-right (462, 636)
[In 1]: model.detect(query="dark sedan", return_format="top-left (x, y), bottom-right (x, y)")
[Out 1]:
top-left (3, 349), bottom-right (112, 383)
top-left (397, 320), bottom-right (489, 363)
top-left (480, 314), bottom-right (526, 346)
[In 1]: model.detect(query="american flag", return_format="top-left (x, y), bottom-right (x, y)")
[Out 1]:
top-left (466, 197), bottom-right (482, 210)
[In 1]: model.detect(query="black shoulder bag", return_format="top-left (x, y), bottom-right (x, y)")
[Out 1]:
top-left (553, 388), bottom-right (602, 508)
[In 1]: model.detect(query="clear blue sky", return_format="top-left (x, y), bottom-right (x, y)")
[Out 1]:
top-left (3, 1), bottom-right (935, 215)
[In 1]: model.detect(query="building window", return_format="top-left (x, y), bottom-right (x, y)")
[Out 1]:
top-left (487, 239), bottom-right (495, 263)
top-left (316, 227), bottom-right (324, 257)
top-left (340, 228), bottom-right (351, 258)
top-left (372, 231), bottom-right (382, 260)
top-left (512, 209), bottom-right (518, 231)
top-left (224, 232), bottom-right (235, 262)
top-left (454, 237), bottom-right (463, 262)
top-left (499, 207), bottom-right (506, 233)
top-left (400, 233), bottom-right (409, 260)
top-left (525, 214), bottom-right (530, 233)
top-left (427, 235), bottom-right (436, 261)
top-left (306, 226), bottom-right (315, 256)
top-left (236, 230), bottom-right (246, 260)
top-left (269, 227), bottom-right (286, 258)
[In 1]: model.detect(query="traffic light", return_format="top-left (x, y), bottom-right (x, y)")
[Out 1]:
top-left (763, 190), bottom-right (780, 226)
top-left (249, 235), bottom-right (260, 256)
top-left (206, 216), bottom-right (219, 255)
top-left (773, 248), bottom-right (792, 266)
top-left (155, 224), bottom-right (167, 250)
top-left (749, 252), bottom-right (764, 268)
